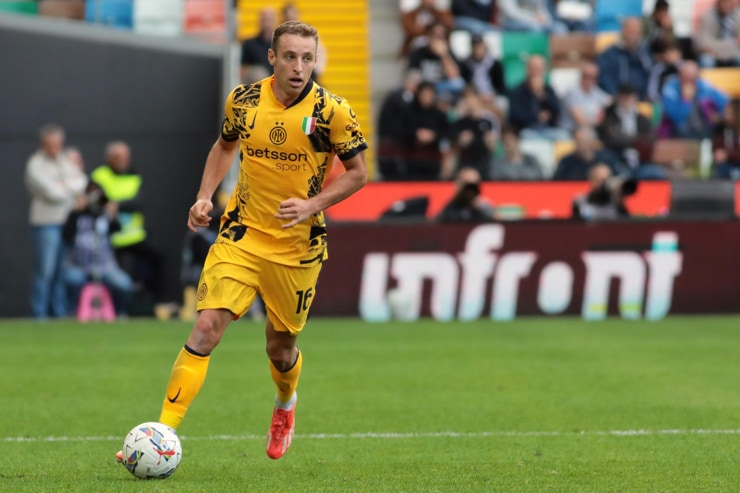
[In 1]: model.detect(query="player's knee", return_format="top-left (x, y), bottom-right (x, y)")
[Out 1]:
top-left (190, 316), bottom-right (225, 353)
top-left (265, 340), bottom-right (294, 369)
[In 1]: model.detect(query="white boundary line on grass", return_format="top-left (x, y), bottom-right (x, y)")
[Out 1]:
top-left (3, 429), bottom-right (739, 443)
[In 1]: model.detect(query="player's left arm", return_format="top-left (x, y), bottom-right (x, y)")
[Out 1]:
top-left (275, 150), bottom-right (367, 229)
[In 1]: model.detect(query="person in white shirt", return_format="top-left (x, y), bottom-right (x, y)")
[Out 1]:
top-left (561, 62), bottom-right (612, 132)
top-left (25, 123), bottom-right (87, 318)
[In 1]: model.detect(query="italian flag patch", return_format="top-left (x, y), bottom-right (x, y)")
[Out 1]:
top-left (302, 116), bottom-right (317, 135)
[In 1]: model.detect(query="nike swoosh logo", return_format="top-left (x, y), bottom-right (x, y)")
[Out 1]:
top-left (248, 111), bottom-right (258, 130)
top-left (167, 387), bottom-right (182, 403)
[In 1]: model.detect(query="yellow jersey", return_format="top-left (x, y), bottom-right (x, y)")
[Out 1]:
top-left (218, 76), bottom-right (367, 267)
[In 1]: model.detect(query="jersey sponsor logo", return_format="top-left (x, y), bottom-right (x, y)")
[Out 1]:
top-left (245, 144), bottom-right (308, 162)
top-left (302, 117), bottom-right (317, 135)
top-left (269, 122), bottom-right (287, 145)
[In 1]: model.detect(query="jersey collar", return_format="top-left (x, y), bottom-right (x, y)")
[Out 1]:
top-left (269, 76), bottom-right (314, 109)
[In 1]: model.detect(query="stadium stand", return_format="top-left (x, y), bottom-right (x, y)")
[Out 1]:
top-left (84, 0), bottom-right (133, 29)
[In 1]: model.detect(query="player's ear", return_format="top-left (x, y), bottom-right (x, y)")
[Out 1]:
top-left (268, 48), bottom-right (276, 66)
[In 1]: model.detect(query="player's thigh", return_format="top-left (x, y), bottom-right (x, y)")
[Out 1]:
top-left (260, 261), bottom-right (322, 335)
top-left (196, 241), bottom-right (259, 318)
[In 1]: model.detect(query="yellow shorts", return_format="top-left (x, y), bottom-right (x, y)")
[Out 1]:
top-left (196, 240), bottom-right (322, 335)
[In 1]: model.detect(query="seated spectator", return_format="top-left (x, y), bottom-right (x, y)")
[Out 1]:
top-left (552, 0), bottom-right (594, 32)
top-left (597, 17), bottom-right (653, 100)
top-left (647, 39), bottom-right (682, 103)
top-left (282, 2), bottom-right (327, 83)
top-left (458, 33), bottom-right (507, 119)
top-left (712, 98), bottom-right (740, 178)
top-left (62, 183), bottom-right (133, 316)
top-left (400, 0), bottom-right (455, 58)
top-left (489, 125), bottom-right (545, 180)
top-left (377, 69), bottom-right (423, 180)
top-left (572, 164), bottom-right (636, 220)
top-left (643, 0), bottom-right (677, 49)
top-left (508, 55), bottom-right (569, 140)
top-left (240, 6), bottom-right (277, 84)
top-left (560, 62), bottom-right (612, 132)
top-left (451, 0), bottom-right (498, 35)
top-left (398, 81), bottom-right (454, 180)
top-left (554, 126), bottom-right (625, 180)
top-left (451, 86), bottom-right (500, 178)
top-left (598, 84), bottom-right (653, 170)
top-left (660, 60), bottom-right (729, 139)
top-left (697, 0), bottom-right (740, 68)
top-left (499, 0), bottom-right (567, 34)
top-left (406, 20), bottom-right (466, 102)
top-left (436, 167), bottom-right (495, 222)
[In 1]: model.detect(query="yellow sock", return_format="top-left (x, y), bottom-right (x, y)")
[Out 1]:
top-left (159, 345), bottom-right (210, 429)
top-left (270, 350), bottom-right (302, 405)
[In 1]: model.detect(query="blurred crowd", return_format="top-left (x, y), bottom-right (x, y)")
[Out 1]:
top-left (376, 0), bottom-right (740, 188)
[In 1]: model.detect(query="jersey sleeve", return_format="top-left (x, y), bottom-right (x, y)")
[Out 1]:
top-left (221, 86), bottom-right (242, 142)
top-left (330, 99), bottom-right (368, 161)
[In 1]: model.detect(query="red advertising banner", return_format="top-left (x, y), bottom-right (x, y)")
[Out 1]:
top-left (312, 221), bottom-right (740, 320)
top-left (325, 181), bottom-right (740, 221)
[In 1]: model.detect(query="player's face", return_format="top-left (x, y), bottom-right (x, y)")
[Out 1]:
top-left (269, 34), bottom-right (317, 103)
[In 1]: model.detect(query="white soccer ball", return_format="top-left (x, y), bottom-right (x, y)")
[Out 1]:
top-left (121, 422), bottom-right (182, 479)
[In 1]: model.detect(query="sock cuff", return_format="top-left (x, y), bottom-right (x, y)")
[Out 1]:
top-left (184, 344), bottom-right (210, 358)
top-left (273, 349), bottom-right (301, 374)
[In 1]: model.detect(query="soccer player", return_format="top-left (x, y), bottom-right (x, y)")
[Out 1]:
top-left (117, 20), bottom-right (367, 462)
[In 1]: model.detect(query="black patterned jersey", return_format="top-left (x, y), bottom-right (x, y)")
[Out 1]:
top-left (218, 76), bottom-right (367, 266)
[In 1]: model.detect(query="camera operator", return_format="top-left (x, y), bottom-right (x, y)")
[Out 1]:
top-left (572, 164), bottom-right (638, 220)
top-left (435, 167), bottom-right (495, 222)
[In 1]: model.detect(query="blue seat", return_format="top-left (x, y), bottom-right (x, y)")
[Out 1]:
top-left (85, 0), bottom-right (133, 29)
top-left (594, 0), bottom-right (643, 32)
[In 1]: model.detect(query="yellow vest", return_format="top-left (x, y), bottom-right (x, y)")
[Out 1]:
top-left (91, 166), bottom-right (146, 248)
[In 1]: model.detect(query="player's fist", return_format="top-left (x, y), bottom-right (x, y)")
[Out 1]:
top-left (188, 198), bottom-right (213, 232)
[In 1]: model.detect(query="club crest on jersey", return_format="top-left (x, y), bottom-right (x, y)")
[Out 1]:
top-left (302, 116), bottom-right (317, 135)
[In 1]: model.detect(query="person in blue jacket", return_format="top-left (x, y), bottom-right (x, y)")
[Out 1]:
top-left (660, 60), bottom-right (729, 139)
top-left (597, 17), bottom-right (653, 100)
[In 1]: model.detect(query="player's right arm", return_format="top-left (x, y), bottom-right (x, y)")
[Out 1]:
top-left (188, 136), bottom-right (239, 232)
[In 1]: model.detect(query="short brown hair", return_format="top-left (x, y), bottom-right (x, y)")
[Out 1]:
top-left (271, 20), bottom-right (318, 54)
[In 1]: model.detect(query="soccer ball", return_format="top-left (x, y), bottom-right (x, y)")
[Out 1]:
top-left (121, 422), bottom-right (182, 479)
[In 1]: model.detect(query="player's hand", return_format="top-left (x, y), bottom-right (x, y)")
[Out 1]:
top-left (188, 198), bottom-right (213, 232)
top-left (275, 198), bottom-right (315, 229)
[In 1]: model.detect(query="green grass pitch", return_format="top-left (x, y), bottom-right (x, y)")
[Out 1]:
top-left (0, 317), bottom-right (738, 492)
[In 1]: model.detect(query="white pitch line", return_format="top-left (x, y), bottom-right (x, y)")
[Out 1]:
top-left (2, 429), bottom-right (739, 443)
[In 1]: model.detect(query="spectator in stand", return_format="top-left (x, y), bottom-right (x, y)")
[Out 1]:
top-left (643, 0), bottom-right (677, 50)
top-left (498, 0), bottom-right (567, 34)
top-left (240, 6), bottom-right (277, 84)
top-left (377, 69), bottom-right (423, 180)
top-left (62, 182), bottom-right (133, 317)
top-left (660, 60), bottom-right (729, 139)
top-left (406, 20), bottom-right (466, 103)
top-left (400, 0), bottom-right (455, 58)
top-left (398, 81), bottom-right (454, 180)
top-left (451, 0), bottom-right (498, 35)
top-left (458, 33), bottom-right (507, 119)
top-left (647, 39), bottom-right (682, 103)
top-left (436, 167), bottom-right (495, 222)
top-left (489, 125), bottom-right (545, 180)
top-left (697, 0), bottom-right (740, 68)
top-left (597, 17), bottom-right (653, 100)
top-left (599, 84), bottom-right (653, 171)
top-left (508, 54), bottom-right (569, 140)
top-left (25, 124), bottom-right (88, 319)
top-left (560, 62), bottom-right (612, 132)
top-left (281, 3), bottom-right (327, 83)
top-left (712, 98), bottom-right (740, 178)
top-left (451, 86), bottom-right (500, 178)
top-left (554, 126), bottom-right (625, 180)
top-left (91, 141), bottom-right (165, 314)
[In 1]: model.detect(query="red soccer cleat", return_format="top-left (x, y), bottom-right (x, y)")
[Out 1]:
top-left (115, 450), bottom-right (123, 463)
top-left (266, 398), bottom-right (296, 460)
